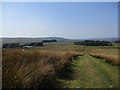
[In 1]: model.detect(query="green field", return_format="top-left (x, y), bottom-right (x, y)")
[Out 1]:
top-left (58, 53), bottom-right (118, 88)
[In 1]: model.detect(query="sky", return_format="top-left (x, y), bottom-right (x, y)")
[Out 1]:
top-left (2, 2), bottom-right (118, 39)
top-left (0, 2), bottom-right (2, 37)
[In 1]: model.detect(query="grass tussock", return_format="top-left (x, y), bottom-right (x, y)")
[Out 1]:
top-left (2, 49), bottom-right (84, 88)
top-left (88, 52), bottom-right (119, 66)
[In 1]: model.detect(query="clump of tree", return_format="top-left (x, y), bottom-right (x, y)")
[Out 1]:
top-left (2, 43), bottom-right (20, 48)
top-left (115, 40), bottom-right (120, 43)
top-left (23, 42), bottom-right (43, 47)
top-left (2, 42), bottom-right (44, 49)
top-left (74, 40), bottom-right (112, 46)
top-left (42, 39), bottom-right (57, 43)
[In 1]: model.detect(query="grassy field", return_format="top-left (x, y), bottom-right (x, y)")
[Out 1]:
top-left (59, 53), bottom-right (118, 88)
top-left (2, 48), bottom-right (84, 88)
top-left (2, 41), bottom-right (119, 88)
top-left (87, 48), bottom-right (119, 65)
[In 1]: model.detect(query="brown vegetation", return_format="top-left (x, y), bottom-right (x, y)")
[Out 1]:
top-left (2, 49), bottom-right (84, 88)
top-left (87, 48), bottom-right (119, 66)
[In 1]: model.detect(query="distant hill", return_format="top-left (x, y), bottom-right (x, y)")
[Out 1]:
top-left (1, 37), bottom-right (119, 44)
top-left (38, 37), bottom-right (69, 41)
top-left (72, 37), bottom-right (119, 41)
top-left (2, 37), bottom-right (69, 44)
top-left (86, 37), bottom-right (119, 41)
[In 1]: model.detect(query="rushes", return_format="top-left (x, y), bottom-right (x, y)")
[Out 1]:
top-left (88, 52), bottom-right (119, 65)
top-left (2, 49), bottom-right (82, 88)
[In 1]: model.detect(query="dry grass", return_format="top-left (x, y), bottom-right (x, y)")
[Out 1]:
top-left (3, 42), bottom-right (118, 88)
top-left (2, 49), bottom-right (84, 88)
top-left (88, 49), bottom-right (119, 65)
top-left (32, 44), bottom-right (85, 53)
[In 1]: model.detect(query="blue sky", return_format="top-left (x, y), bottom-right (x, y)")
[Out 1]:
top-left (2, 2), bottom-right (118, 39)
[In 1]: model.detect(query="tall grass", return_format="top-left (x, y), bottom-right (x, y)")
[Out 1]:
top-left (2, 49), bottom-right (84, 88)
top-left (87, 48), bottom-right (119, 66)
top-left (88, 52), bottom-right (119, 65)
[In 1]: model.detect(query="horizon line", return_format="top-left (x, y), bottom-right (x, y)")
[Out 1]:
top-left (0, 36), bottom-right (119, 39)
top-left (2, 0), bottom-right (119, 2)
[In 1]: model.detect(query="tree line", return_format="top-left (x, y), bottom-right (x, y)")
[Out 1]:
top-left (2, 39), bottom-right (57, 48)
top-left (74, 40), bottom-right (112, 46)
top-left (115, 40), bottom-right (120, 43)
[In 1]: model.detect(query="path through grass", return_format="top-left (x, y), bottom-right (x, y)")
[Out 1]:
top-left (59, 53), bottom-right (118, 88)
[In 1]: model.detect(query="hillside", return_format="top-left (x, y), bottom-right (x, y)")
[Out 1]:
top-left (84, 37), bottom-right (119, 41)
top-left (1, 37), bottom-right (69, 44)
top-left (1, 37), bottom-right (119, 44)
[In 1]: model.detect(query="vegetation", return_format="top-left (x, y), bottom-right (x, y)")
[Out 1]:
top-left (41, 39), bottom-right (57, 43)
top-left (115, 40), bottom-right (120, 43)
top-left (2, 42), bottom-right (43, 49)
top-left (61, 54), bottom-right (118, 88)
top-left (74, 40), bottom-right (112, 46)
top-left (2, 39), bottom-right (57, 49)
top-left (22, 42), bottom-right (43, 47)
top-left (2, 43), bottom-right (20, 48)
top-left (2, 41), bottom-right (119, 88)
top-left (2, 49), bottom-right (84, 88)
top-left (87, 48), bottom-right (119, 66)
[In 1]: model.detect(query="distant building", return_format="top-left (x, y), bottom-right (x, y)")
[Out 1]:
top-left (23, 42), bottom-right (43, 47)
top-left (23, 46), bottom-right (33, 48)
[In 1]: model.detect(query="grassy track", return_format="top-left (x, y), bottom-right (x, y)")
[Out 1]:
top-left (59, 53), bottom-right (118, 88)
